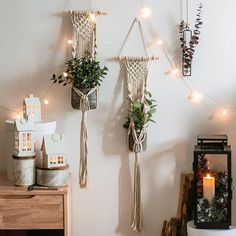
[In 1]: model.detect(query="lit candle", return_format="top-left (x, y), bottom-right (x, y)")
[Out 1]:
top-left (203, 174), bottom-right (215, 204)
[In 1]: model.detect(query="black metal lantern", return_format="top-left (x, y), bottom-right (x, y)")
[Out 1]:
top-left (193, 135), bottom-right (232, 229)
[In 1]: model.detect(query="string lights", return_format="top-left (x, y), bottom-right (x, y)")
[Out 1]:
top-left (89, 12), bottom-right (96, 22)
top-left (222, 108), bottom-right (228, 116)
top-left (139, 0), bottom-right (236, 119)
top-left (171, 68), bottom-right (180, 76)
top-left (44, 98), bottom-right (49, 105)
top-left (63, 72), bottom-right (68, 77)
top-left (188, 91), bottom-right (203, 104)
top-left (16, 112), bottom-right (21, 120)
top-left (0, 1), bottom-right (235, 121)
top-left (0, 93), bottom-right (50, 120)
top-left (156, 39), bottom-right (163, 45)
top-left (140, 7), bottom-right (152, 18)
top-left (67, 39), bottom-right (73, 45)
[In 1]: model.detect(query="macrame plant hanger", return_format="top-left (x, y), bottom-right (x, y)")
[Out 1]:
top-left (118, 18), bottom-right (159, 232)
top-left (66, 0), bottom-right (106, 188)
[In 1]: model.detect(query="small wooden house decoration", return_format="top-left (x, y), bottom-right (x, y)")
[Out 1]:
top-left (23, 94), bottom-right (41, 122)
top-left (14, 118), bottom-right (35, 157)
top-left (41, 133), bottom-right (67, 168)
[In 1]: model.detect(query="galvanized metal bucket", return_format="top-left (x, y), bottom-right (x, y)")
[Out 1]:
top-left (71, 87), bottom-right (97, 110)
top-left (128, 130), bottom-right (147, 153)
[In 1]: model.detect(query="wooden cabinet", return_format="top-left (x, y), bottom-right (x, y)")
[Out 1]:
top-left (0, 174), bottom-right (70, 236)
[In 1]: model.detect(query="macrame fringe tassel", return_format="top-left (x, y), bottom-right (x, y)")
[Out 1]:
top-left (79, 111), bottom-right (88, 188)
top-left (131, 152), bottom-right (142, 232)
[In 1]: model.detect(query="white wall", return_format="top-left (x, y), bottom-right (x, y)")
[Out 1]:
top-left (0, 0), bottom-right (236, 235)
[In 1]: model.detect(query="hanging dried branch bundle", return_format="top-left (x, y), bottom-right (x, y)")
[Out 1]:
top-left (179, 3), bottom-right (203, 76)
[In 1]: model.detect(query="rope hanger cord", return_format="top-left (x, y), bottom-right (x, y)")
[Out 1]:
top-left (118, 18), bottom-right (157, 60)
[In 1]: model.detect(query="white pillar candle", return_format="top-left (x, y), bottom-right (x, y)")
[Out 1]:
top-left (203, 174), bottom-right (215, 204)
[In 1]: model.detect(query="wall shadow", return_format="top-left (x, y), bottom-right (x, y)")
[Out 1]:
top-left (102, 61), bottom-right (137, 235)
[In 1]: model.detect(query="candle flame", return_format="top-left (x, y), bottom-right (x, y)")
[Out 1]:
top-left (206, 173), bottom-right (211, 179)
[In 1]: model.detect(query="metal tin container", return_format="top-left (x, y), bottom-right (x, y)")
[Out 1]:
top-left (71, 87), bottom-right (97, 110)
top-left (13, 155), bottom-right (36, 186)
top-left (37, 165), bottom-right (69, 187)
top-left (129, 131), bottom-right (147, 152)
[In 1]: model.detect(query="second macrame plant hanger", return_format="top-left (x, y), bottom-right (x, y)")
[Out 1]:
top-left (118, 18), bottom-right (159, 232)
top-left (67, 6), bottom-right (105, 188)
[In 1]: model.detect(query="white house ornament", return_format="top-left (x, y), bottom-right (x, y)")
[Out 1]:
top-left (41, 133), bottom-right (67, 169)
top-left (14, 118), bottom-right (35, 157)
top-left (23, 94), bottom-right (41, 122)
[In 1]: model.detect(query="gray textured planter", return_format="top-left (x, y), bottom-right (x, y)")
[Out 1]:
top-left (128, 130), bottom-right (147, 152)
top-left (71, 87), bottom-right (97, 110)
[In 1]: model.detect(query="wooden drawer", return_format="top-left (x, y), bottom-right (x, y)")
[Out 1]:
top-left (0, 195), bottom-right (64, 229)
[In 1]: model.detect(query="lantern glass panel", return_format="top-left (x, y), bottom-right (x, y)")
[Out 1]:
top-left (196, 154), bottom-right (229, 224)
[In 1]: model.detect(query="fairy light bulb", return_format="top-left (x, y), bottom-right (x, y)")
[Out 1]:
top-left (171, 68), bottom-right (180, 76)
top-left (157, 39), bottom-right (163, 45)
top-left (222, 108), bottom-right (228, 116)
top-left (63, 72), bottom-right (68, 77)
top-left (89, 12), bottom-right (96, 22)
top-left (44, 98), bottom-right (49, 105)
top-left (67, 39), bottom-right (73, 45)
top-left (189, 91), bottom-right (203, 104)
top-left (140, 7), bottom-right (152, 18)
top-left (16, 113), bottom-right (21, 119)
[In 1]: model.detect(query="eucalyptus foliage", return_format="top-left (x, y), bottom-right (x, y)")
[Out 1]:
top-left (123, 91), bottom-right (157, 130)
top-left (51, 57), bottom-right (108, 89)
top-left (179, 3), bottom-right (203, 75)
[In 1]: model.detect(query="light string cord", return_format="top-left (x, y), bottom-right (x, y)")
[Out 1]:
top-left (139, 0), bottom-right (236, 113)
top-left (0, 0), bottom-right (234, 116)
top-left (141, 4), bottom-right (192, 93)
top-left (0, 82), bottom-right (54, 116)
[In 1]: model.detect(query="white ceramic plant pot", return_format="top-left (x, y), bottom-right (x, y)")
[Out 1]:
top-left (5, 119), bottom-right (56, 182)
top-left (14, 156), bottom-right (36, 186)
top-left (187, 221), bottom-right (236, 236)
top-left (36, 165), bottom-right (69, 187)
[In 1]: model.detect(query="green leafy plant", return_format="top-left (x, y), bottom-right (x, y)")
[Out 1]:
top-left (123, 91), bottom-right (157, 130)
top-left (51, 57), bottom-right (108, 89)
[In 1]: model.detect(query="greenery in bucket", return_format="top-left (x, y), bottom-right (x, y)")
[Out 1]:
top-left (51, 57), bottom-right (108, 89)
top-left (123, 91), bottom-right (157, 130)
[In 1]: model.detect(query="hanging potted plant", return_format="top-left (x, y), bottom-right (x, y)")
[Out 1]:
top-left (51, 56), bottom-right (108, 110)
top-left (123, 91), bottom-right (157, 152)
